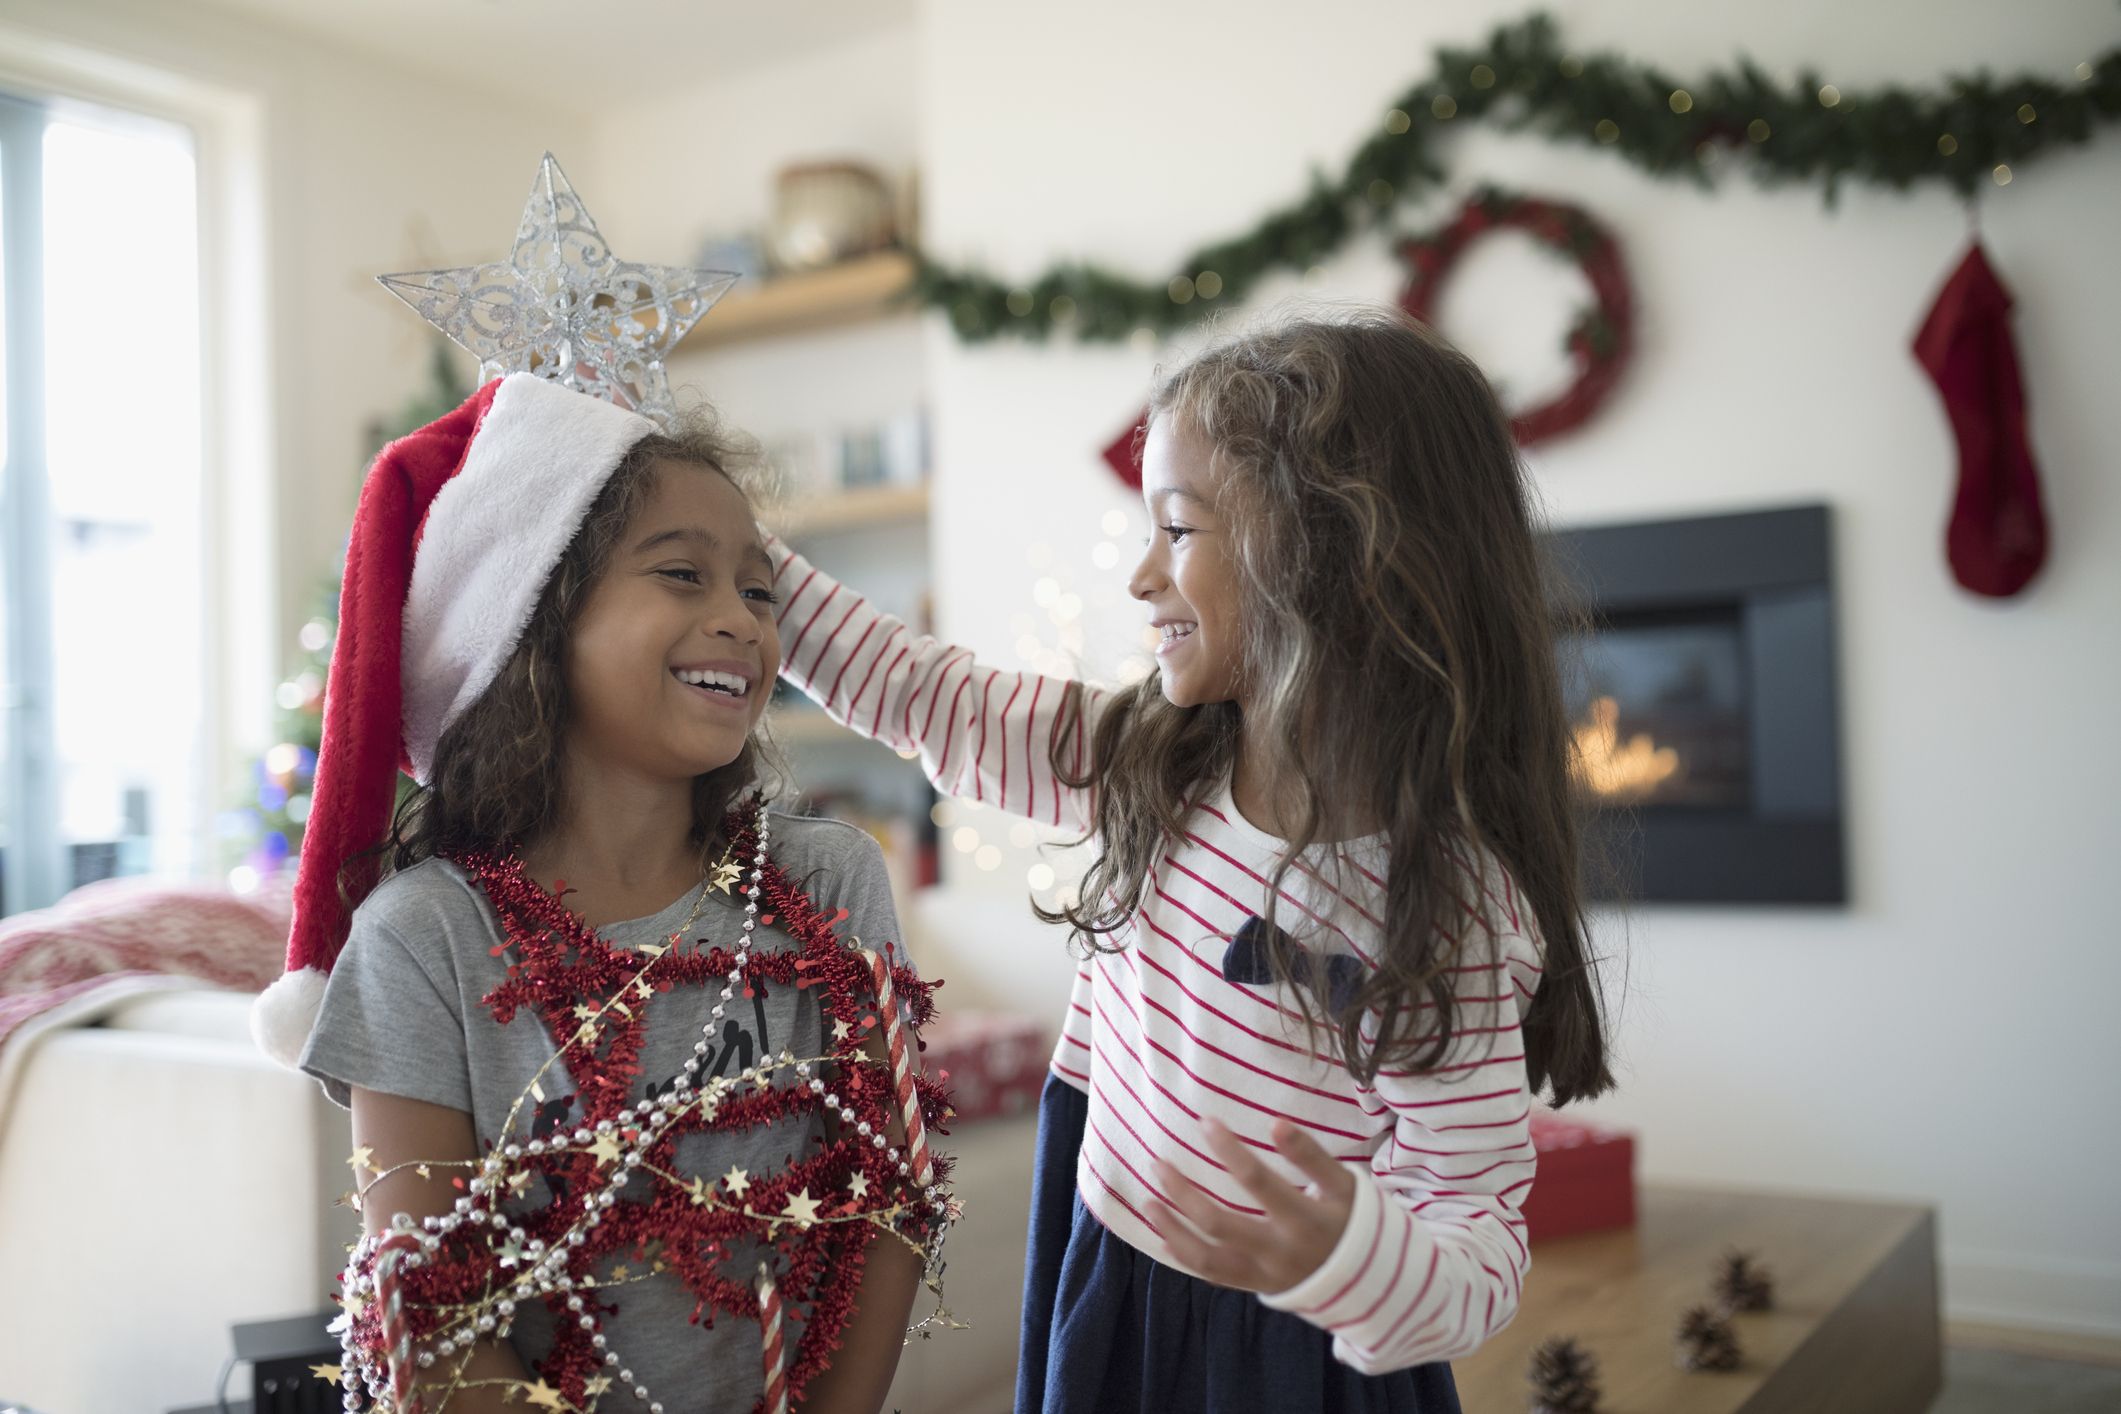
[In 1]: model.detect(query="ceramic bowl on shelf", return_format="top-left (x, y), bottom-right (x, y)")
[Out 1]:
top-left (769, 161), bottom-right (896, 272)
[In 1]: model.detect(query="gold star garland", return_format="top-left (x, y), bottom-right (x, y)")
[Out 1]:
top-left (323, 811), bottom-right (957, 1412)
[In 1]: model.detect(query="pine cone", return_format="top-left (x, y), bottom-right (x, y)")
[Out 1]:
top-left (1527, 1334), bottom-right (1601, 1413)
top-left (1714, 1247), bottom-right (1774, 1313)
top-left (1674, 1304), bottom-right (1742, 1372)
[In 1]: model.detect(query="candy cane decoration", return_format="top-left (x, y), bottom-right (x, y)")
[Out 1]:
top-left (374, 1230), bottom-right (427, 1414)
top-left (756, 1263), bottom-right (789, 1414)
top-left (863, 948), bottom-right (933, 1188)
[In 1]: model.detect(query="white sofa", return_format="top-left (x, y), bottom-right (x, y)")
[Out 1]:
top-left (0, 988), bottom-right (350, 1414)
top-left (0, 988), bottom-right (1034, 1414)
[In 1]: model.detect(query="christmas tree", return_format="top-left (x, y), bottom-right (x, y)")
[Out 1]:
top-left (224, 342), bottom-right (470, 889)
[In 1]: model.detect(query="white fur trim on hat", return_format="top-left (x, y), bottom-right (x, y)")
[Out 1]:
top-left (401, 373), bottom-right (656, 781)
top-left (251, 964), bottom-right (329, 1070)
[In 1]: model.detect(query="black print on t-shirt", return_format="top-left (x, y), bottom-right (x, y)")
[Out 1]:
top-left (522, 979), bottom-right (783, 1209)
top-left (526, 978), bottom-right (780, 1144)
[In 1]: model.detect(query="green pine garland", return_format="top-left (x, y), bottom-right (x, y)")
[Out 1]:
top-left (919, 12), bottom-right (2121, 344)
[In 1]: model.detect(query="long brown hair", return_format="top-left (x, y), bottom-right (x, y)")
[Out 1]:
top-left (348, 413), bottom-right (782, 902)
top-left (1044, 307), bottom-right (1612, 1106)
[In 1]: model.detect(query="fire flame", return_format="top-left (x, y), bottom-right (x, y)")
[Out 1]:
top-left (1571, 697), bottom-right (1682, 801)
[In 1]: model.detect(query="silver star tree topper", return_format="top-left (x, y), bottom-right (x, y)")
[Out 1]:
top-left (379, 153), bottom-right (736, 424)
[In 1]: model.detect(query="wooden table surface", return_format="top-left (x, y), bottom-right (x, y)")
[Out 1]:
top-left (1451, 1185), bottom-right (1941, 1414)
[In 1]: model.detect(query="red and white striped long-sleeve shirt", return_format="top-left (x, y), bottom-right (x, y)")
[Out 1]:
top-left (768, 540), bottom-right (1542, 1371)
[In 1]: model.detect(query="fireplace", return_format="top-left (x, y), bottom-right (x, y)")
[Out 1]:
top-left (1546, 505), bottom-right (1846, 905)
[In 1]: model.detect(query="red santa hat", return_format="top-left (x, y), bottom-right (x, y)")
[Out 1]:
top-left (251, 371), bottom-right (657, 1069)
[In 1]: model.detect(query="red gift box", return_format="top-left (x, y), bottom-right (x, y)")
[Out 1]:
top-left (1519, 1109), bottom-right (1636, 1243)
top-left (918, 1011), bottom-right (1049, 1126)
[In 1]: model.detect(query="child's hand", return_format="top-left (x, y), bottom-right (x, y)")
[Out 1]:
top-left (1149, 1117), bottom-right (1356, 1294)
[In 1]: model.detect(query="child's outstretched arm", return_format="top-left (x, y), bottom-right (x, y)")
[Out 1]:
top-left (766, 534), bottom-right (1106, 834)
top-left (1150, 918), bottom-right (1544, 1371)
top-left (351, 1088), bottom-right (535, 1410)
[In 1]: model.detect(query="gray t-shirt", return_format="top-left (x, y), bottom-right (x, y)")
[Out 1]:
top-left (300, 812), bottom-right (907, 1414)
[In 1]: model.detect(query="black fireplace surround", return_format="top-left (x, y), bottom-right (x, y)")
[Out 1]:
top-left (1545, 504), bottom-right (1846, 906)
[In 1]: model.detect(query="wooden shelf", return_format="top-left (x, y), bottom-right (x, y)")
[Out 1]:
top-left (680, 250), bottom-right (917, 350)
top-left (773, 482), bottom-right (928, 538)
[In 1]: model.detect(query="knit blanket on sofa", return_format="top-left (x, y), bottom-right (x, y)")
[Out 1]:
top-left (0, 873), bottom-right (292, 1119)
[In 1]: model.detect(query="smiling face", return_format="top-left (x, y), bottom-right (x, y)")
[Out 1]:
top-left (1131, 418), bottom-right (1246, 709)
top-left (562, 459), bottom-right (781, 781)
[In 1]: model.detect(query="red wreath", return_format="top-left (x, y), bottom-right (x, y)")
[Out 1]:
top-left (1095, 189), bottom-right (1631, 484)
top-left (1398, 189), bottom-right (1633, 446)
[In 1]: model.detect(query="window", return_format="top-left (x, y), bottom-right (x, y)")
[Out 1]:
top-left (1, 91), bottom-right (205, 916)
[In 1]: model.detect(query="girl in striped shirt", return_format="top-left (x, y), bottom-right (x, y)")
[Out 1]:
top-left (765, 308), bottom-right (1613, 1414)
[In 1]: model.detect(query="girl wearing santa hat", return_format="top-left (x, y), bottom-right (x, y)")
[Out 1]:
top-left (255, 373), bottom-right (928, 1413)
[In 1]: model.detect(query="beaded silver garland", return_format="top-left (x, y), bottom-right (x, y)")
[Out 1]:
top-left (338, 810), bottom-right (787, 1408)
top-left (332, 803), bottom-right (958, 1410)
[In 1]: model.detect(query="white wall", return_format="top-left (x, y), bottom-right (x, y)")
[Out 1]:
top-left (911, 0), bottom-right (2121, 1336)
top-left (587, 28), bottom-right (920, 267)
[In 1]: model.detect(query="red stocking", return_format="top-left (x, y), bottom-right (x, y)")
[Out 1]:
top-left (1912, 242), bottom-right (2049, 598)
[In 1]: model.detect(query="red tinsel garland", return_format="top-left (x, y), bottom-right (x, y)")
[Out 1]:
top-left (1398, 188), bottom-right (1634, 447)
top-left (340, 804), bottom-right (951, 1413)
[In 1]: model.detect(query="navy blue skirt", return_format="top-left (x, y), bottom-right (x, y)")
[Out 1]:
top-left (1015, 1075), bottom-right (1463, 1414)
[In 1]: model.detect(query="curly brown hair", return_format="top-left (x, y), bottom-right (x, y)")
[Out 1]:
top-left (1042, 307), bottom-right (1613, 1106)
top-left (342, 411), bottom-right (783, 909)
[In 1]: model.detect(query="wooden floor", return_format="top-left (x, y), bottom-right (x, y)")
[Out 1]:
top-left (1946, 1320), bottom-right (2121, 1367)
top-left (1452, 1185), bottom-right (1940, 1414)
